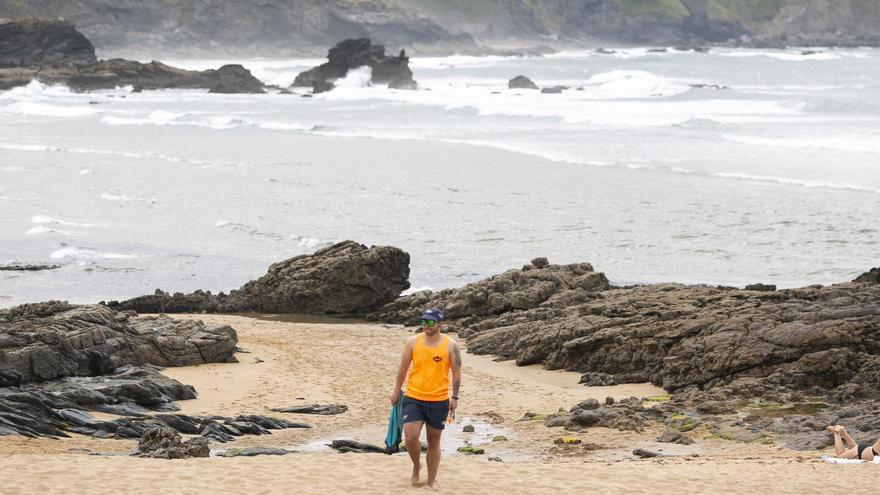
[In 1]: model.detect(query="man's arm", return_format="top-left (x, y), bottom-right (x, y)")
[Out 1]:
top-left (450, 340), bottom-right (462, 414)
top-left (390, 337), bottom-right (414, 404)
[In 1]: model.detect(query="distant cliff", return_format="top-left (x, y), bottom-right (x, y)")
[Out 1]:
top-left (1, 0), bottom-right (879, 56)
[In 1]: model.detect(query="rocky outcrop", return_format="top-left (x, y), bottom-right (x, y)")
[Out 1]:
top-left (369, 257), bottom-right (610, 326)
top-left (0, 19), bottom-right (264, 92)
top-left (292, 38), bottom-right (417, 93)
top-left (508, 75), bottom-right (538, 90)
top-left (132, 427), bottom-right (210, 459)
top-left (0, 18), bottom-right (96, 68)
top-left (0, 302), bottom-right (237, 383)
top-left (109, 241), bottom-right (410, 314)
top-left (272, 404), bottom-right (348, 415)
top-left (854, 268), bottom-right (880, 284)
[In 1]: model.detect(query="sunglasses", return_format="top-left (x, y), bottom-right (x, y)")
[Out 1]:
top-left (418, 319), bottom-right (437, 327)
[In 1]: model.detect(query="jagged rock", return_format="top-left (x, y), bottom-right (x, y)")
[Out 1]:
top-left (541, 85), bottom-right (568, 94)
top-left (657, 430), bottom-right (694, 445)
top-left (109, 241), bottom-right (410, 314)
top-left (744, 283), bottom-right (776, 291)
top-left (854, 268), bottom-right (880, 284)
top-left (271, 404), bottom-right (348, 415)
top-left (132, 427), bottom-right (210, 459)
top-left (292, 39), bottom-right (417, 92)
top-left (0, 19), bottom-right (96, 68)
top-left (508, 75), bottom-right (538, 90)
top-left (571, 399), bottom-right (600, 411)
top-left (0, 20), bottom-right (263, 92)
top-left (0, 302), bottom-right (237, 383)
top-left (368, 259), bottom-right (609, 330)
top-left (329, 439), bottom-right (386, 454)
top-left (217, 447), bottom-right (290, 457)
top-left (0, 263), bottom-right (61, 271)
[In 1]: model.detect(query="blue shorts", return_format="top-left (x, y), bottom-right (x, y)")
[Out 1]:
top-left (402, 395), bottom-right (449, 431)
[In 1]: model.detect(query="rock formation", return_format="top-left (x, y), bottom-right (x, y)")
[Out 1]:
top-left (370, 257), bottom-right (880, 451)
top-left (109, 241), bottom-right (410, 314)
top-left (0, 19), bottom-right (264, 92)
top-left (0, 302), bottom-right (237, 384)
top-left (292, 38), bottom-right (417, 93)
top-left (0, 18), bottom-right (95, 67)
top-left (508, 75), bottom-right (538, 90)
top-left (132, 427), bottom-right (210, 459)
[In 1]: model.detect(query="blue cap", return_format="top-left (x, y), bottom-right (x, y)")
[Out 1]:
top-left (419, 308), bottom-right (444, 321)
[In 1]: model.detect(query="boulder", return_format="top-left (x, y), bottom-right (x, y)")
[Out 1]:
top-left (0, 19), bottom-right (264, 93)
top-left (132, 427), bottom-right (210, 459)
top-left (0, 302), bottom-right (237, 383)
top-left (508, 75), bottom-right (538, 90)
top-left (292, 39), bottom-right (417, 92)
top-left (854, 268), bottom-right (880, 284)
top-left (271, 404), bottom-right (348, 415)
top-left (329, 439), bottom-right (386, 453)
top-left (109, 241), bottom-right (410, 314)
top-left (0, 19), bottom-right (96, 68)
top-left (541, 85), bottom-right (569, 94)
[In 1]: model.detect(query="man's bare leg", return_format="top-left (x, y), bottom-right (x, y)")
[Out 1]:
top-left (404, 421), bottom-right (424, 486)
top-left (426, 425), bottom-right (443, 488)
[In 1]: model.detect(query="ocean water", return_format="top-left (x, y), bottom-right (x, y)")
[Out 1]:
top-left (1, 47), bottom-right (879, 306)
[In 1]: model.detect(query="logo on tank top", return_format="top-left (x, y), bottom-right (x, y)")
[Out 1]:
top-left (433, 355), bottom-right (442, 362)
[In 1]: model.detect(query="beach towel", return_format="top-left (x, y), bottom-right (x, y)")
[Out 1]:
top-left (384, 394), bottom-right (404, 454)
top-left (820, 454), bottom-right (880, 464)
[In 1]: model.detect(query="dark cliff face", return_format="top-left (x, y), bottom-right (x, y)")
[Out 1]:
top-left (0, 1), bottom-right (879, 57)
top-left (0, 18), bottom-right (96, 68)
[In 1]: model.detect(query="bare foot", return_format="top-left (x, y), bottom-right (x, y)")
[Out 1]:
top-left (427, 480), bottom-right (439, 490)
top-left (827, 425), bottom-right (843, 434)
top-left (411, 464), bottom-right (421, 486)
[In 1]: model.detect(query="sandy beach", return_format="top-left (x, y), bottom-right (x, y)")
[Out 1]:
top-left (0, 314), bottom-right (872, 494)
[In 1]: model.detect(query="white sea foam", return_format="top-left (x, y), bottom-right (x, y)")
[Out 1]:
top-left (715, 48), bottom-right (870, 62)
top-left (79, 169), bottom-right (94, 175)
top-left (1, 101), bottom-right (101, 117)
top-left (411, 54), bottom-right (528, 70)
top-left (713, 172), bottom-right (880, 194)
top-left (50, 246), bottom-right (138, 260)
top-left (723, 133), bottom-right (880, 154)
top-left (581, 70), bottom-right (695, 98)
top-left (289, 235), bottom-right (335, 249)
top-left (31, 214), bottom-right (95, 228)
top-left (214, 220), bottom-right (230, 227)
top-left (335, 66), bottom-right (373, 88)
top-left (101, 192), bottom-right (157, 204)
top-left (401, 286), bottom-right (434, 296)
top-left (26, 225), bottom-right (74, 236)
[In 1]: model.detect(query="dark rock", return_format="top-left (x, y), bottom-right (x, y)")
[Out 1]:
top-left (647, 48), bottom-right (668, 53)
top-left (0, 263), bottom-right (61, 272)
top-left (744, 283), bottom-right (776, 292)
top-left (657, 430), bottom-right (694, 445)
top-left (605, 397), bottom-right (615, 406)
top-left (329, 439), bottom-right (386, 453)
top-left (571, 398), bottom-right (600, 411)
top-left (0, 20), bottom-right (264, 93)
top-left (109, 241), bottom-right (410, 315)
top-left (462, 424), bottom-right (475, 432)
top-left (488, 456), bottom-right (503, 462)
top-left (541, 85), bottom-right (568, 94)
top-left (595, 48), bottom-right (616, 54)
top-left (854, 268), bottom-right (880, 284)
top-left (200, 422), bottom-right (236, 443)
top-left (0, 302), bottom-right (237, 383)
top-left (217, 447), bottom-right (290, 457)
top-left (292, 39), bottom-right (416, 92)
top-left (633, 448), bottom-right (661, 458)
top-left (565, 410), bottom-right (600, 429)
top-left (544, 414), bottom-right (569, 427)
top-left (0, 19), bottom-right (96, 68)
top-left (271, 404), bottom-right (348, 415)
top-left (132, 427), bottom-right (210, 459)
top-left (508, 75), bottom-right (538, 90)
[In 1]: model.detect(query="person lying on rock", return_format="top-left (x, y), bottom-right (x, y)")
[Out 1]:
top-left (389, 308), bottom-right (462, 488)
top-left (827, 425), bottom-right (879, 460)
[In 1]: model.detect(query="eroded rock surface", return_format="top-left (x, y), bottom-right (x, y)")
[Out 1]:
top-left (109, 241), bottom-right (410, 314)
top-left (0, 19), bottom-right (264, 92)
top-left (292, 38), bottom-right (417, 93)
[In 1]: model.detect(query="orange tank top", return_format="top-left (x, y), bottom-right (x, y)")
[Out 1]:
top-left (406, 334), bottom-right (451, 402)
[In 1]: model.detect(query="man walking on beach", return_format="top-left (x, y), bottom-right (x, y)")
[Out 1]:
top-left (390, 308), bottom-right (462, 488)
